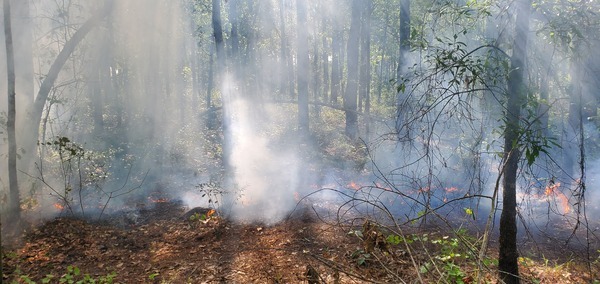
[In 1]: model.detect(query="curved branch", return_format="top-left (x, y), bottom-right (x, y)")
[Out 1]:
top-left (27, 0), bottom-right (114, 141)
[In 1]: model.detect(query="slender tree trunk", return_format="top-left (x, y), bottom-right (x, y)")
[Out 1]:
top-left (90, 65), bottom-right (105, 140)
top-left (228, 0), bottom-right (239, 66)
top-left (330, 21), bottom-right (342, 104)
top-left (296, 0), bottom-right (309, 136)
top-left (397, 0), bottom-right (410, 83)
top-left (359, 0), bottom-right (372, 124)
top-left (344, 0), bottom-right (361, 140)
top-left (322, 18), bottom-right (329, 103)
top-left (212, 0), bottom-right (225, 69)
top-left (312, 32), bottom-right (321, 118)
top-left (564, 41), bottom-right (584, 182)
top-left (278, 0), bottom-right (291, 98)
top-left (207, 44), bottom-right (215, 129)
top-left (212, 0), bottom-right (230, 176)
top-left (377, 11), bottom-right (389, 104)
top-left (4, 0), bottom-right (21, 224)
top-left (396, 0), bottom-right (410, 135)
top-left (499, 1), bottom-right (531, 283)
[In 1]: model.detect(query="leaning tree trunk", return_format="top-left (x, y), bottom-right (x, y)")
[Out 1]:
top-left (499, 0), bottom-right (531, 283)
top-left (4, 0), bottom-right (21, 225)
top-left (20, 1), bottom-right (113, 183)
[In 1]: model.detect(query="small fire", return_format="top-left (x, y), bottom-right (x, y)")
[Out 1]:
top-left (347, 181), bottom-right (361, 190)
top-left (445, 187), bottom-right (459, 193)
top-left (375, 182), bottom-right (392, 191)
top-left (418, 186), bottom-right (431, 193)
top-left (544, 182), bottom-right (571, 214)
top-left (148, 196), bottom-right (169, 203)
top-left (53, 203), bottom-right (65, 211)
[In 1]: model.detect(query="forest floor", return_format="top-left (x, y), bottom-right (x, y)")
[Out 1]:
top-left (3, 199), bottom-right (599, 283)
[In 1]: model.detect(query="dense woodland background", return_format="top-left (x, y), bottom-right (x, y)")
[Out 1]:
top-left (2, 0), bottom-right (600, 282)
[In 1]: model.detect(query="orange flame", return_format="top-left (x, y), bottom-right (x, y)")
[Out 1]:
top-left (53, 203), bottom-right (65, 211)
top-left (418, 186), bottom-right (430, 193)
top-left (375, 182), bottom-right (392, 191)
top-left (347, 181), bottom-right (361, 190)
top-left (544, 182), bottom-right (571, 214)
top-left (148, 196), bottom-right (169, 203)
top-left (445, 187), bottom-right (459, 193)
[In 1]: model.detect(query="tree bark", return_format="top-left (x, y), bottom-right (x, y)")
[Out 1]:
top-left (397, 0), bottom-right (410, 83)
top-left (499, 0), bottom-right (531, 283)
top-left (377, 11), bottom-right (389, 104)
top-left (322, 17), bottom-right (329, 103)
top-left (228, 0), bottom-right (239, 66)
top-left (344, 0), bottom-right (361, 140)
top-left (359, 0), bottom-right (373, 134)
top-left (212, 0), bottom-right (225, 69)
top-left (296, 0), bottom-right (309, 136)
top-left (396, 0), bottom-right (411, 137)
top-left (330, 21), bottom-right (342, 104)
top-left (278, 0), bottom-right (292, 99)
top-left (4, 0), bottom-right (21, 223)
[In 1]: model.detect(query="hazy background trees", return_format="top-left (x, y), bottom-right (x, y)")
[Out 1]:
top-left (2, 0), bottom-right (600, 281)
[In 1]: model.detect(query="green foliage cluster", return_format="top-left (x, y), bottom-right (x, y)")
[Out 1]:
top-left (195, 182), bottom-right (224, 209)
top-left (35, 136), bottom-right (121, 213)
top-left (384, 229), bottom-right (487, 284)
top-left (12, 265), bottom-right (116, 284)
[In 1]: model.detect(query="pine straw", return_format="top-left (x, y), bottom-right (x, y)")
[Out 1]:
top-left (3, 201), bottom-right (598, 283)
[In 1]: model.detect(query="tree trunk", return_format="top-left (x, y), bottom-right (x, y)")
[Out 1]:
top-left (296, 0), bottom-right (309, 136)
top-left (397, 0), bottom-right (410, 83)
top-left (212, 0), bottom-right (230, 175)
top-left (278, 0), bottom-right (287, 97)
top-left (322, 17), bottom-right (329, 103)
top-left (359, 0), bottom-right (373, 135)
top-left (228, 0), bottom-right (239, 66)
top-left (396, 0), bottom-right (410, 136)
top-left (499, 0), bottom-right (531, 283)
top-left (377, 11), bottom-right (389, 104)
top-left (312, 31), bottom-right (321, 118)
top-left (396, 0), bottom-right (410, 82)
top-left (344, 0), bottom-right (361, 140)
top-left (207, 44), bottom-right (216, 129)
top-left (212, 0), bottom-right (225, 69)
top-left (4, 0), bottom-right (21, 224)
top-left (330, 22), bottom-right (342, 104)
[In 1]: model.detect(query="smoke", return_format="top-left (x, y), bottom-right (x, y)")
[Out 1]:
top-left (218, 74), bottom-right (301, 224)
top-left (0, 0), bottom-right (599, 242)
